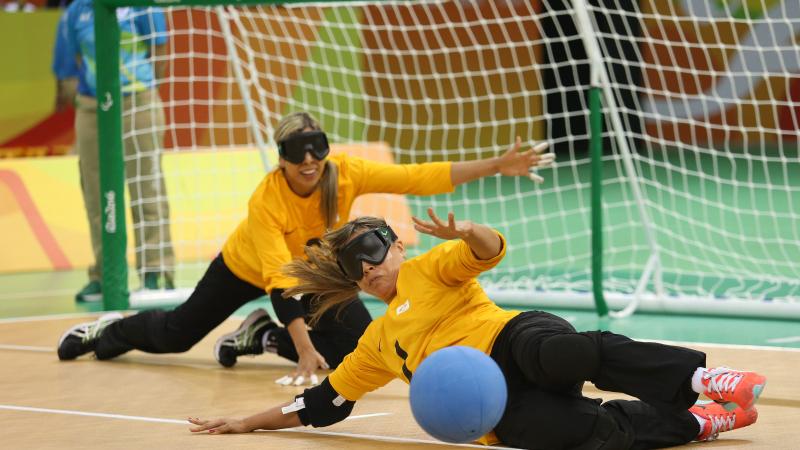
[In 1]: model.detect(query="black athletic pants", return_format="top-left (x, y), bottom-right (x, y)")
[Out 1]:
top-left (95, 254), bottom-right (372, 368)
top-left (490, 311), bottom-right (705, 450)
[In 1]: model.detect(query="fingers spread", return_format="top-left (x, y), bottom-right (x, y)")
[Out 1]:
top-left (411, 215), bottom-right (432, 229)
top-left (427, 207), bottom-right (446, 227)
top-left (528, 171), bottom-right (544, 184)
top-left (536, 152), bottom-right (556, 168)
top-left (275, 375), bottom-right (294, 386)
top-left (502, 136), bottom-right (523, 156)
top-left (532, 142), bottom-right (549, 153)
top-left (276, 373), bottom-right (321, 386)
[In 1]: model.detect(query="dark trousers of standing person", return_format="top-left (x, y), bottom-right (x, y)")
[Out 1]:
top-left (94, 254), bottom-right (371, 367)
top-left (490, 311), bottom-right (705, 450)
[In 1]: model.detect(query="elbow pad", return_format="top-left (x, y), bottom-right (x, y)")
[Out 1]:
top-left (270, 288), bottom-right (307, 325)
top-left (294, 378), bottom-right (355, 427)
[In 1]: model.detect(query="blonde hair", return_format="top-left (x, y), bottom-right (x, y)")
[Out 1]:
top-left (274, 112), bottom-right (339, 229)
top-left (284, 217), bottom-right (390, 325)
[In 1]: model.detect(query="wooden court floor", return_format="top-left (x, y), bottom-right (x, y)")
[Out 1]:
top-left (1, 314), bottom-right (799, 449)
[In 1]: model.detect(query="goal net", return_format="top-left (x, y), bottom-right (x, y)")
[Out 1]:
top-left (105, 0), bottom-right (799, 317)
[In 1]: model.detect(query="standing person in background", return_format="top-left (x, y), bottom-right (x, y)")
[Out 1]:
top-left (56, 111), bottom-right (555, 386)
top-left (52, 1), bottom-right (175, 301)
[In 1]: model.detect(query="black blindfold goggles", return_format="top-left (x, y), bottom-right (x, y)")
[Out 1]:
top-left (336, 226), bottom-right (398, 281)
top-left (278, 130), bottom-right (330, 164)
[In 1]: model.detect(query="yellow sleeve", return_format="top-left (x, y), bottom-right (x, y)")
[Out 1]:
top-left (423, 232), bottom-right (507, 287)
top-left (247, 192), bottom-right (296, 291)
top-left (345, 155), bottom-right (455, 196)
top-left (328, 324), bottom-right (395, 401)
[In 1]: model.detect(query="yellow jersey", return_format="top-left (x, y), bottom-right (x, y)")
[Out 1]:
top-left (221, 153), bottom-right (453, 292)
top-left (328, 234), bottom-right (518, 445)
top-left (328, 232), bottom-right (520, 397)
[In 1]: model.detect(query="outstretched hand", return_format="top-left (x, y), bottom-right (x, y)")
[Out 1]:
top-left (275, 348), bottom-right (329, 386)
top-left (497, 137), bottom-right (555, 183)
top-left (412, 208), bottom-right (474, 241)
top-left (188, 417), bottom-right (252, 434)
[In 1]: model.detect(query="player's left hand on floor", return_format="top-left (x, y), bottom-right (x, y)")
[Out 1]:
top-left (275, 373), bottom-right (319, 386)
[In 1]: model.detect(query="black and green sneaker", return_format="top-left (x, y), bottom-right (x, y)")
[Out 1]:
top-left (57, 313), bottom-right (123, 360)
top-left (75, 280), bottom-right (102, 302)
top-left (143, 272), bottom-right (176, 290)
top-left (214, 308), bottom-right (278, 368)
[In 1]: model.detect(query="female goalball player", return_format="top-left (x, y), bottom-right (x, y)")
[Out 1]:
top-left (187, 210), bottom-right (765, 448)
top-left (57, 111), bottom-right (554, 386)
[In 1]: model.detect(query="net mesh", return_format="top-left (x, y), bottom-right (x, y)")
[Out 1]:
top-left (118, 0), bottom-right (799, 306)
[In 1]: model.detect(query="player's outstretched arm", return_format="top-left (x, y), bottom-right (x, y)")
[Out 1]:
top-left (412, 208), bottom-right (501, 260)
top-left (188, 402), bottom-right (301, 434)
top-left (450, 137), bottom-right (555, 186)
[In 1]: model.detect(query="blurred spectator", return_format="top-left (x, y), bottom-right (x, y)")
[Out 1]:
top-left (3, 0), bottom-right (36, 12)
top-left (52, 2), bottom-right (175, 301)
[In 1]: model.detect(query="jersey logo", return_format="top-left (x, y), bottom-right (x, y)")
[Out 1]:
top-left (396, 299), bottom-right (410, 315)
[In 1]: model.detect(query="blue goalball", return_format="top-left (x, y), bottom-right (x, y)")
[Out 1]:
top-left (409, 346), bottom-right (508, 443)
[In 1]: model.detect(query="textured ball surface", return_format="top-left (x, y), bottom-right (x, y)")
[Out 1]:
top-left (409, 346), bottom-right (507, 443)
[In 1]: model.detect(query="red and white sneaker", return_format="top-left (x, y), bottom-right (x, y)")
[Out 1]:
top-left (701, 367), bottom-right (766, 410)
top-left (690, 401), bottom-right (758, 442)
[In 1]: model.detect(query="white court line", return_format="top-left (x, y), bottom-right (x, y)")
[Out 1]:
top-left (0, 289), bottom-right (75, 301)
top-left (0, 404), bottom-right (387, 424)
top-left (0, 311), bottom-right (129, 324)
top-left (0, 404), bottom-right (187, 424)
top-left (766, 336), bottom-right (800, 344)
top-left (276, 428), bottom-right (519, 449)
top-left (0, 344), bottom-right (52, 352)
top-left (641, 338), bottom-right (800, 353)
top-left (0, 404), bottom-right (513, 449)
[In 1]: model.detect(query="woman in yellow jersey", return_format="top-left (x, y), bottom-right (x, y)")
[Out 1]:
top-left (56, 111), bottom-right (555, 386)
top-left (187, 211), bottom-right (765, 448)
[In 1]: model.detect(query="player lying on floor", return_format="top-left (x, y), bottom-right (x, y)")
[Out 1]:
top-left (188, 210), bottom-right (766, 448)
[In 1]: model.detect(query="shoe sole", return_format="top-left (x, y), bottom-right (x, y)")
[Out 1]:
top-left (728, 378), bottom-right (766, 410)
top-left (743, 381), bottom-right (766, 410)
top-left (77, 293), bottom-right (103, 303)
top-left (57, 312), bottom-right (124, 351)
top-left (213, 308), bottom-right (269, 366)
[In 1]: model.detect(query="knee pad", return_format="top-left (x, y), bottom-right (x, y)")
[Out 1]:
top-left (539, 332), bottom-right (600, 384)
top-left (270, 288), bottom-right (307, 325)
top-left (295, 378), bottom-right (355, 427)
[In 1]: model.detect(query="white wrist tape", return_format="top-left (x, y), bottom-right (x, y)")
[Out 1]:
top-left (281, 397), bottom-right (306, 415)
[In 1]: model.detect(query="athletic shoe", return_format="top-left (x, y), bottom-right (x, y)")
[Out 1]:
top-left (75, 280), bottom-right (102, 302)
top-left (214, 309), bottom-right (278, 368)
top-left (701, 367), bottom-right (767, 410)
top-left (690, 401), bottom-right (758, 442)
top-left (57, 313), bottom-right (124, 360)
top-left (143, 272), bottom-right (175, 290)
